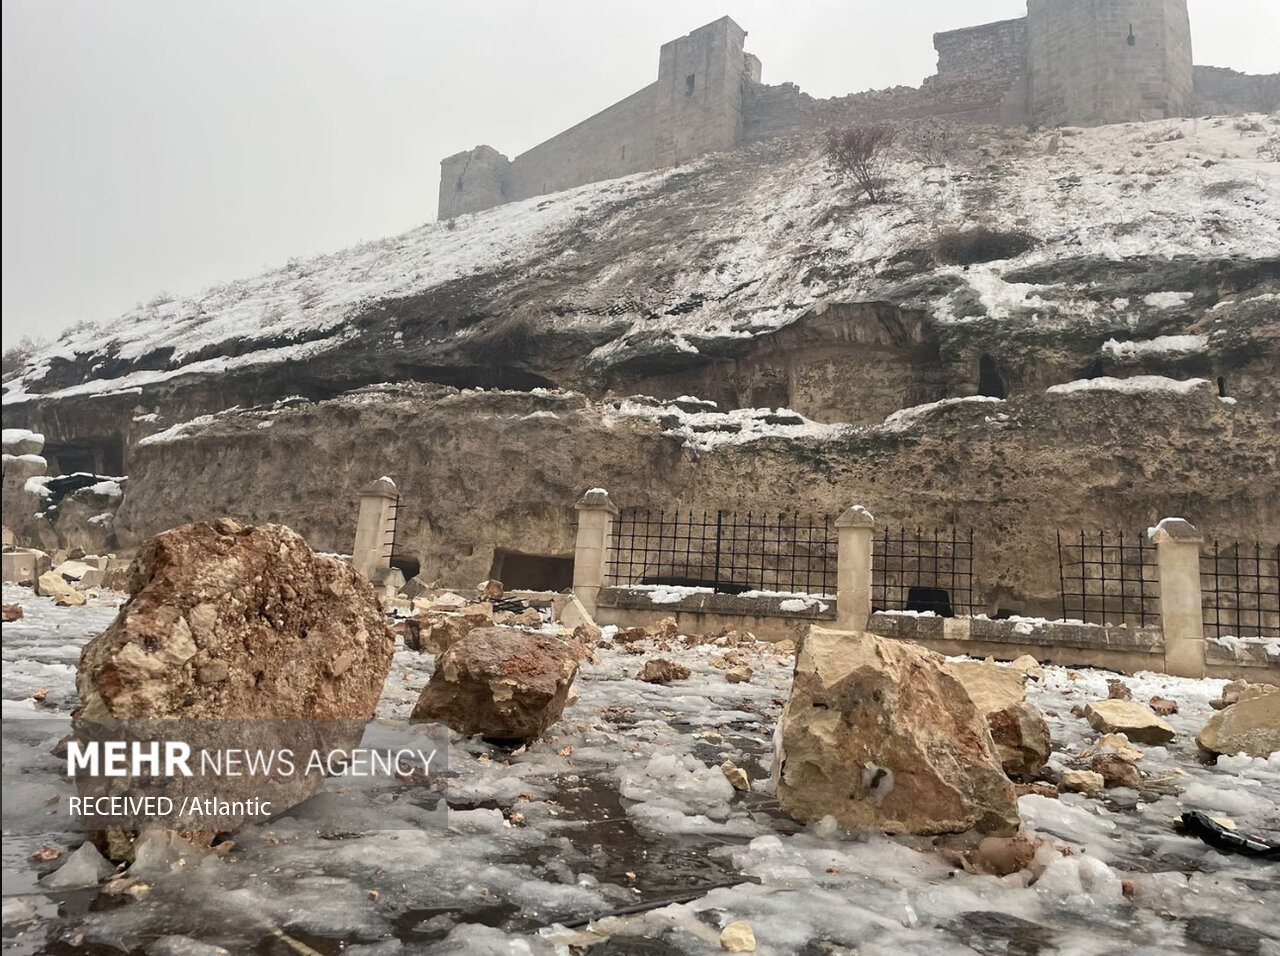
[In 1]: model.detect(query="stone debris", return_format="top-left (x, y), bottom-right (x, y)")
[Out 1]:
top-left (1083, 699), bottom-right (1176, 744)
top-left (1107, 679), bottom-right (1133, 701)
top-left (1196, 692), bottom-right (1280, 758)
top-left (1210, 680), bottom-right (1277, 711)
top-left (720, 760), bottom-right (750, 791)
top-left (720, 920), bottom-right (757, 952)
top-left (1082, 733), bottom-right (1144, 763)
top-left (724, 664), bottom-right (753, 684)
top-left (1010, 654), bottom-right (1044, 681)
top-left (1091, 753), bottom-right (1142, 789)
top-left (404, 609), bottom-right (492, 654)
top-left (2, 603), bottom-right (23, 622)
top-left (1148, 696), bottom-right (1179, 717)
top-left (961, 832), bottom-right (1043, 876)
top-left (1061, 769), bottom-right (1106, 796)
top-left (774, 627), bottom-right (1019, 836)
top-left (412, 628), bottom-right (581, 739)
top-left (478, 579), bottom-right (504, 601)
top-left (636, 659), bottom-right (691, 684)
top-left (37, 570), bottom-right (85, 606)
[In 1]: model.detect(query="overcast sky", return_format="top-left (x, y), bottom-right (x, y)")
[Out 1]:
top-left (3, 1), bottom-right (1276, 348)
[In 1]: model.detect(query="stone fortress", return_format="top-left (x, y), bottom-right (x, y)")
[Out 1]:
top-left (439, 0), bottom-right (1271, 219)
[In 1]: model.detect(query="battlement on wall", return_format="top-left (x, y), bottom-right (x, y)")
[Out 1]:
top-left (438, 3), bottom-right (1269, 220)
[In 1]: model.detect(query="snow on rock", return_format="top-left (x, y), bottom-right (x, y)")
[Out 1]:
top-left (880, 396), bottom-right (1004, 433)
top-left (1046, 375), bottom-right (1211, 396)
top-left (1102, 334), bottom-right (1209, 360)
top-left (1142, 291), bottom-right (1195, 309)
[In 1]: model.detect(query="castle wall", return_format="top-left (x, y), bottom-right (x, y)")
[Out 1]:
top-left (502, 83), bottom-right (657, 205)
top-left (1193, 65), bottom-right (1280, 115)
top-left (1027, 0), bottom-right (1193, 127)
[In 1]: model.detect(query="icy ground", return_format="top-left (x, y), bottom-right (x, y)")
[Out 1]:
top-left (3, 585), bottom-right (1278, 955)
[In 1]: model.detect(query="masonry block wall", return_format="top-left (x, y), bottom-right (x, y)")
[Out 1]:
top-left (1027, 0), bottom-right (1193, 127)
top-left (440, 1), bottom-right (1268, 220)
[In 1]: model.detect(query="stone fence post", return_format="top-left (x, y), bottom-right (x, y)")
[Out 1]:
top-left (835, 505), bottom-right (875, 631)
top-left (352, 477), bottom-right (399, 581)
top-left (573, 488), bottom-right (619, 618)
top-left (1149, 517), bottom-right (1206, 678)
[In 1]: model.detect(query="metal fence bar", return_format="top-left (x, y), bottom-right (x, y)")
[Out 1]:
top-left (1200, 539), bottom-right (1280, 639)
top-left (1056, 529), bottom-right (1159, 626)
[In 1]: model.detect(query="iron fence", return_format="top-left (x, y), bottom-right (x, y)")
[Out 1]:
top-left (1056, 530), bottom-right (1159, 626)
top-left (872, 526), bottom-right (976, 617)
top-left (605, 508), bottom-right (836, 596)
top-left (1201, 541), bottom-right (1280, 639)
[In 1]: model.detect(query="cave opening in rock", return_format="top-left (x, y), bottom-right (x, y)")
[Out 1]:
top-left (906, 585), bottom-right (953, 617)
top-left (390, 554), bottom-right (421, 582)
top-left (489, 549), bottom-right (574, 592)
top-left (978, 354), bottom-right (1006, 399)
top-left (42, 436), bottom-right (125, 477)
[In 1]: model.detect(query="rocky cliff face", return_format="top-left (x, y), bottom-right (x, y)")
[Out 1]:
top-left (109, 380), bottom-right (1276, 620)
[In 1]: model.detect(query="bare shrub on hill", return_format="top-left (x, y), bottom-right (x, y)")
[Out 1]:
top-left (824, 124), bottom-right (897, 204)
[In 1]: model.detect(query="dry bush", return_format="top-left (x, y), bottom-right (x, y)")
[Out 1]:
top-left (2, 336), bottom-right (45, 377)
top-left (824, 124), bottom-right (897, 203)
top-left (932, 227), bottom-right (1037, 266)
top-left (900, 120), bottom-right (965, 166)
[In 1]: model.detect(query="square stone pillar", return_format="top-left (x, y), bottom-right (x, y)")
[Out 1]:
top-left (573, 488), bottom-right (619, 618)
top-left (835, 505), bottom-right (876, 632)
top-left (352, 477), bottom-right (399, 582)
top-left (1149, 517), bottom-right (1206, 678)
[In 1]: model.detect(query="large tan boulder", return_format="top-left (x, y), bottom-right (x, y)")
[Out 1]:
top-left (411, 628), bottom-right (581, 739)
top-left (404, 609), bottom-right (492, 654)
top-left (1196, 694), bottom-right (1280, 758)
top-left (74, 519), bottom-right (396, 857)
top-left (37, 570), bottom-right (84, 605)
top-left (774, 628), bottom-right (1019, 836)
top-left (944, 661), bottom-right (1050, 777)
top-left (1083, 700), bottom-right (1175, 745)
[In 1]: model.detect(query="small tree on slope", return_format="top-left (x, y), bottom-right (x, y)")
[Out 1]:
top-left (824, 124), bottom-right (897, 204)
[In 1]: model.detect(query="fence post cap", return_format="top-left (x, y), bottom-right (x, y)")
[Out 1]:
top-left (359, 476), bottom-right (399, 500)
top-left (835, 505), bottom-right (876, 529)
top-left (575, 488), bottom-right (619, 515)
top-left (1147, 517), bottom-right (1202, 544)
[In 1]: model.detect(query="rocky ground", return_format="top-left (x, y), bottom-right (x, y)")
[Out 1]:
top-left (3, 585), bottom-right (1277, 955)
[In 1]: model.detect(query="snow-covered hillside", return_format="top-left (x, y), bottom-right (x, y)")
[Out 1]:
top-left (5, 114), bottom-right (1279, 406)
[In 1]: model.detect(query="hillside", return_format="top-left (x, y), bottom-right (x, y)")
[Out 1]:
top-left (4, 115), bottom-right (1279, 431)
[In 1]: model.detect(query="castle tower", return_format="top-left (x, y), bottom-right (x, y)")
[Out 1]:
top-left (1026, 0), bottom-right (1193, 127)
top-left (438, 145), bottom-right (510, 220)
top-left (653, 16), bottom-right (748, 168)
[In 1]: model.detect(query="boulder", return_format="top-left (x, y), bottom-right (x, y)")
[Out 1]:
top-left (720, 921), bottom-right (756, 953)
top-left (478, 579), bottom-right (504, 601)
top-left (77, 519), bottom-right (394, 720)
top-left (399, 575), bottom-right (433, 600)
top-left (774, 627), bottom-right (1019, 837)
top-left (725, 665), bottom-right (753, 684)
top-left (74, 519), bottom-right (395, 857)
top-left (2, 603), bottom-right (22, 622)
top-left (1091, 753), bottom-right (1141, 789)
top-left (945, 661), bottom-right (1049, 777)
top-left (1107, 680), bottom-right (1132, 701)
top-left (1010, 654), bottom-right (1044, 681)
top-left (404, 610), bottom-right (492, 654)
top-left (1210, 680), bottom-right (1277, 711)
top-left (1196, 694), bottom-right (1280, 758)
top-left (987, 701), bottom-right (1052, 777)
top-left (1083, 700), bottom-right (1175, 744)
top-left (1061, 770), bottom-right (1105, 797)
top-left (37, 570), bottom-right (83, 605)
top-left (637, 659), bottom-right (691, 684)
top-left (1149, 696), bottom-right (1178, 717)
top-left (556, 594), bottom-right (596, 631)
top-left (412, 628), bottom-right (580, 739)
